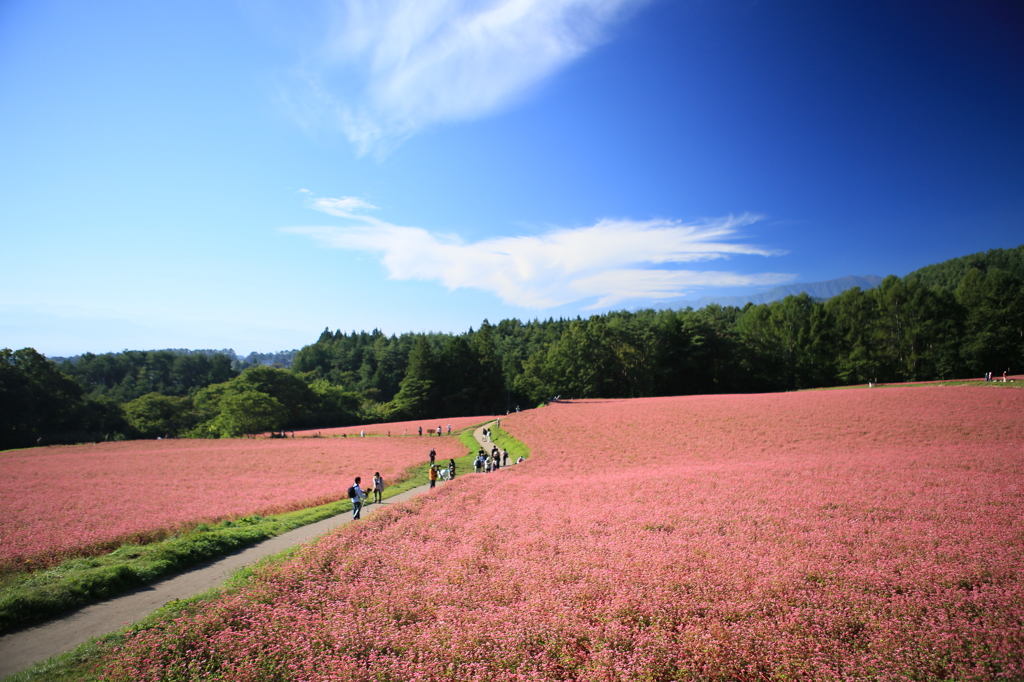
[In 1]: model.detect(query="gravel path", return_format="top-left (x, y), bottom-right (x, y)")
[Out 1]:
top-left (0, 422), bottom-right (499, 678)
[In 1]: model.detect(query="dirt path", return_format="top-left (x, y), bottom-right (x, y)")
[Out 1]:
top-left (0, 422), bottom-right (500, 679)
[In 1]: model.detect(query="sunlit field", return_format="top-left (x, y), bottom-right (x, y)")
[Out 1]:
top-left (290, 415), bottom-right (491, 438)
top-left (0, 436), bottom-right (466, 572)
top-left (98, 386), bottom-right (1024, 681)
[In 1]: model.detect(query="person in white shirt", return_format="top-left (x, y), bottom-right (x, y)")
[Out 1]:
top-left (351, 477), bottom-right (366, 519)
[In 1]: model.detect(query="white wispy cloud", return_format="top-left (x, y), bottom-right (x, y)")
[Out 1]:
top-left (283, 196), bottom-right (794, 308)
top-left (282, 0), bottom-right (650, 155)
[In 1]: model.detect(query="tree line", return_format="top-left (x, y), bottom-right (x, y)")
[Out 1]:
top-left (2, 245), bottom-right (1021, 450)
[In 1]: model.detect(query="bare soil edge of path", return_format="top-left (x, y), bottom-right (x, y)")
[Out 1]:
top-left (0, 422), bottom-right (500, 679)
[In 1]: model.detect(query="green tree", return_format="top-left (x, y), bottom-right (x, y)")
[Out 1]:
top-left (470, 320), bottom-right (506, 412)
top-left (826, 287), bottom-right (879, 384)
top-left (210, 389), bottom-right (286, 437)
top-left (436, 336), bottom-right (478, 415)
top-left (0, 348), bottom-right (89, 450)
top-left (389, 337), bottom-right (439, 419)
top-left (123, 393), bottom-right (194, 438)
top-left (232, 366), bottom-right (316, 428)
top-left (307, 379), bottom-right (362, 427)
top-left (957, 267), bottom-right (1024, 374)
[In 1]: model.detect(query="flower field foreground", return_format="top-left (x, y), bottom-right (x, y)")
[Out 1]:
top-left (291, 415), bottom-right (491, 438)
top-left (100, 387), bottom-right (1024, 681)
top-left (0, 436), bottom-right (465, 572)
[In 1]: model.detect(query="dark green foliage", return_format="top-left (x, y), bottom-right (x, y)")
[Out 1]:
top-left (907, 244), bottom-right (1024, 291)
top-left (122, 393), bottom-right (195, 439)
top-left (0, 348), bottom-right (127, 450)
top-left (306, 379), bottom-right (362, 428)
top-left (956, 267), bottom-right (1024, 374)
top-left (389, 337), bottom-right (440, 419)
top-left (737, 294), bottom-right (837, 390)
top-left (210, 389), bottom-right (287, 437)
top-left (229, 366), bottom-right (315, 427)
top-left (58, 349), bottom-right (237, 403)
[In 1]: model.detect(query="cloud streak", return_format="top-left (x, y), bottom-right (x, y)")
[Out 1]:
top-left (282, 0), bottom-right (650, 154)
top-left (283, 197), bottom-right (794, 309)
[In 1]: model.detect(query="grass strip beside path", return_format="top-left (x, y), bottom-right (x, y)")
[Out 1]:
top-left (490, 422), bottom-right (530, 461)
top-left (0, 424), bottom-right (489, 637)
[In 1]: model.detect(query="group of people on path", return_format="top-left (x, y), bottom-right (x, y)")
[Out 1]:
top-left (427, 447), bottom-right (458, 488)
top-left (347, 423), bottom-right (524, 520)
top-left (475, 445), bottom-right (510, 473)
top-left (347, 471), bottom-right (385, 520)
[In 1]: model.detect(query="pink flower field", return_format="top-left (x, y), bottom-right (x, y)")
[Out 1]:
top-left (99, 386), bottom-right (1024, 681)
top-left (291, 415), bottom-right (492, 438)
top-left (0, 436), bottom-right (466, 572)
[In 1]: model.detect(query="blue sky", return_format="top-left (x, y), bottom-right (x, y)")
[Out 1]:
top-left (1, 0), bottom-right (1022, 356)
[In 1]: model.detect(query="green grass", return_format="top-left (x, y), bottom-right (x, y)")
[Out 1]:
top-left (0, 423), bottom-right (490, 637)
top-left (2, 420), bottom-right (531, 682)
top-left (490, 422), bottom-right (530, 461)
top-left (460, 419), bottom-right (529, 462)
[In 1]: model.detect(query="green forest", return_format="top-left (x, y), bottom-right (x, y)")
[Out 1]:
top-left (2, 245), bottom-right (1022, 451)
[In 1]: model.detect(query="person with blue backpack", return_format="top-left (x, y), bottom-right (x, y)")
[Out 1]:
top-left (347, 477), bottom-right (366, 519)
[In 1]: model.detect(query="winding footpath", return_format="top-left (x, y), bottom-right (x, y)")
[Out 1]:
top-left (0, 422), bottom-right (501, 678)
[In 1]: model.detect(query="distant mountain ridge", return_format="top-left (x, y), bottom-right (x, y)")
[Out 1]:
top-left (675, 275), bottom-right (883, 309)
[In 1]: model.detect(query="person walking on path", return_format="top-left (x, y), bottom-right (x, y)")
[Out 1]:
top-left (502, 449), bottom-right (509, 466)
top-left (429, 448), bottom-right (436, 466)
top-left (372, 472), bottom-right (385, 504)
top-left (448, 458), bottom-right (456, 479)
top-left (350, 477), bottom-right (366, 520)
top-left (429, 465), bottom-right (439, 488)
